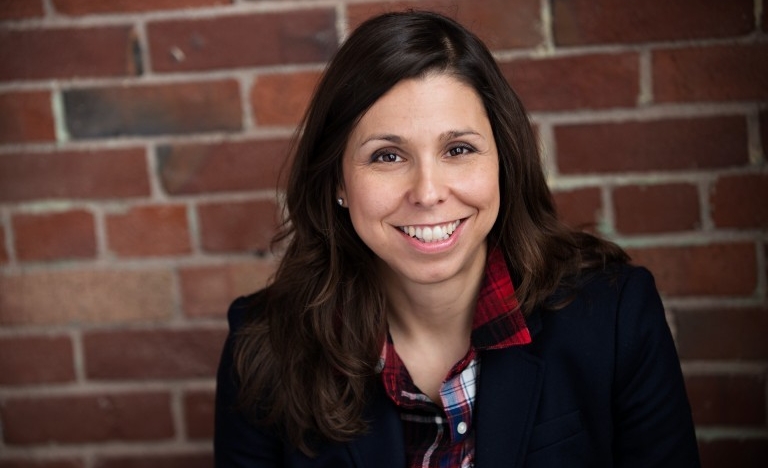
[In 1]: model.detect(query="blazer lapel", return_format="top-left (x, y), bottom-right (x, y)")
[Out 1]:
top-left (474, 344), bottom-right (544, 468)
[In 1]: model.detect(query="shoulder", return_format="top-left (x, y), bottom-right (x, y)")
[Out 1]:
top-left (226, 288), bottom-right (269, 334)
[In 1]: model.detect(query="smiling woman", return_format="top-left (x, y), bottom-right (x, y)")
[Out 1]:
top-left (214, 10), bottom-right (700, 468)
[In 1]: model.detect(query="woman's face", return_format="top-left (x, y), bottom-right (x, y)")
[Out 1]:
top-left (339, 73), bottom-right (500, 288)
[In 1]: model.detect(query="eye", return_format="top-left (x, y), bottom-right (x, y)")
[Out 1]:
top-left (447, 144), bottom-right (475, 157)
top-left (372, 151), bottom-right (403, 163)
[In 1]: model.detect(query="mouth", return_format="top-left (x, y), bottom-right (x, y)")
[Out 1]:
top-left (398, 220), bottom-right (462, 243)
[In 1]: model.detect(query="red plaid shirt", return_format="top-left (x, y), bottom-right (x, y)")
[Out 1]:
top-left (379, 248), bottom-right (531, 468)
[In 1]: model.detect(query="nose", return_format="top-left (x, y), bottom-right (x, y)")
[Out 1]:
top-left (408, 160), bottom-right (447, 207)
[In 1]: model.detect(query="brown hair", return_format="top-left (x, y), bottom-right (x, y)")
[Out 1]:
top-left (233, 10), bottom-right (627, 454)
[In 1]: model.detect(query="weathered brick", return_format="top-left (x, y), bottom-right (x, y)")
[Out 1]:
top-left (0, 459), bottom-right (84, 468)
top-left (84, 328), bottom-right (226, 380)
top-left (685, 374), bottom-right (766, 426)
top-left (179, 260), bottom-right (276, 318)
top-left (676, 307), bottom-right (768, 360)
top-left (0, 26), bottom-right (136, 81)
top-left (500, 53), bottom-right (639, 111)
top-left (197, 200), bottom-right (278, 253)
top-left (93, 454), bottom-right (213, 468)
top-left (148, 9), bottom-right (337, 73)
top-left (157, 138), bottom-right (288, 195)
top-left (251, 71), bottom-right (321, 126)
top-left (0, 91), bottom-right (55, 143)
top-left (106, 204), bottom-right (191, 257)
top-left (0, 0), bottom-right (45, 20)
top-left (53, 0), bottom-right (227, 15)
top-left (0, 149), bottom-right (150, 202)
top-left (654, 44), bottom-right (768, 103)
top-left (613, 183), bottom-right (700, 234)
top-left (0, 335), bottom-right (75, 385)
top-left (0, 228), bottom-right (9, 264)
top-left (63, 80), bottom-right (241, 138)
top-left (698, 439), bottom-right (768, 468)
top-left (0, 269), bottom-right (174, 325)
top-left (13, 209), bottom-right (97, 262)
top-left (1, 392), bottom-right (174, 444)
top-left (347, 0), bottom-right (542, 50)
top-left (555, 116), bottom-right (748, 174)
top-left (184, 390), bottom-right (214, 439)
top-left (627, 243), bottom-right (757, 297)
top-left (711, 174), bottom-right (768, 229)
top-left (551, 187), bottom-right (602, 231)
top-left (552, 0), bottom-right (753, 45)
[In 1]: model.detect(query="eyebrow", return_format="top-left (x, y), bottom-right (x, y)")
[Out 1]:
top-left (359, 129), bottom-right (482, 147)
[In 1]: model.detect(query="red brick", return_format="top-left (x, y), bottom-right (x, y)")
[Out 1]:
top-left (157, 138), bottom-right (288, 195)
top-left (13, 210), bottom-right (97, 262)
top-left (698, 439), bottom-right (768, 468)
top-left (0, 26), bottom-right (136, 81)
top-left (197, 200), bottom-right (278, 253)
top-left (0, 269), bottom-right (174, 325)
top-left (179, 260), bottom-right (276, 318)
top-left (555, 116), bottom-right (748, 174)
top-left (0, 335), bottom-right (75, 385)
top-left (106, 205), bottom-right (191, 257)
top-left (53, 0), bottom-right (227, 15)
top-left (676, 308), bottom-right (768, 360)
top-left (500, 53), bottom-right (639, 111)
top-left (0, 91), bottom-right (55, 143)
top-left (613, 183), bottom-right (700, 234)
top-left (553, 0), bottom-right (753, 45)
top-left (84, 328), bottom-right (226, 380)
top-left (93, 454), bottom-right (213, 468)
top-left (184, 390), bottom-right (214, 439)
top-left (711, 174), bottom-right (768, 229)
top-left (251, 71), bottom-right (321, 126)
top-left (654, 44), bottom-right (768, 103)
top-left (1, 392), bottom-right (174, 444)
top-left (0, 0), bottom-right (45, 20)
top-left (0, 149), bottom-right (150, 202)
top-left (0, 460), bottom-right (84, 468)
top-left (627, 243), bottom-right (757, 297)
top-left (347, 0), bottom-right (542, 50)
top-left (0, 228), bottom-right (8, 264)
top-left (552, 187), bottom-right (602, 231)
top-left (148, 9), bottom-right (337, 73)
top-left (685, 374), bottom-right (766, 426)
top-left (63, 80), bottom-right (241, 138)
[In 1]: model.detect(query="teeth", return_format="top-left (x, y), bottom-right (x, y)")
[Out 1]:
top-left (399, 220), bottom-right (461, 243)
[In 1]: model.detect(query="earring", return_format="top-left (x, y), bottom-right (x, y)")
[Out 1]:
top-left (337, 197), bottom-right (344, 206)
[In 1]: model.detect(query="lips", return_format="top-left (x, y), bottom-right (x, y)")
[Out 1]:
top-left (398, 220), bottom-right (461, 243)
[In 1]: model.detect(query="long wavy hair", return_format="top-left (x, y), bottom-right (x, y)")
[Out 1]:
top-left (233, 10), bottom-right (628, 455)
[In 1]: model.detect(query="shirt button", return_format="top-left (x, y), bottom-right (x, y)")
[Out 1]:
top-left (457, 421), bottom-right (468, 434)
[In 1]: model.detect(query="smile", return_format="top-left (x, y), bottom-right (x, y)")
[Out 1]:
top-left (398, 220), bottom-right (461, 243)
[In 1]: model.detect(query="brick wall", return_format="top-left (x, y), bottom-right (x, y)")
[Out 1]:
top-left (0, 0), bottom-right (766, 466)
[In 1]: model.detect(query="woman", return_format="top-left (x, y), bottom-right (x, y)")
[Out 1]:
top-left (215, 10), bottom-right (700, 467)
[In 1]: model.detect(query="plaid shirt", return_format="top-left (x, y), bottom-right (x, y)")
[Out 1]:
top-left (379, 248), bottom-right (531, 468)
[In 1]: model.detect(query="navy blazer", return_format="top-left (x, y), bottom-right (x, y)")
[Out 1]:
top-left (215, 265), bottom-right (700, 467)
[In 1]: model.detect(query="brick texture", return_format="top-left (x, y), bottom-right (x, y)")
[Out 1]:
top-left (685, 374), bottom-right (766, 426)
top-left (92, 454), bottom-right (213, 468)
top-left (251, 71), bottom-right (322, 126)
top-left (157, 139), bottom-right (288, 195)
top-left (0, 149), bottom-right (150, 202)
top-left (552, 187), bottom-right (602, 231)
top-left (13, 210), bottom-right (97, 262)
top-left (184, 390), bottom-right (215, 439)
top-left (675, 308), bottom-right (768, 360)
top-left (555, 116), bottom-right (748, 174)
top-left (710, 174), bottom-right (768, 229)
top-left (197, 200), bottom-right (279, 253)
top-left (0, 335), bottom-right (76, 385)
top-left (0, 91), bottom-right (55, 143)
top-left (63, 80), bottom-right (242, 138)
top-left (1, 392), bottom-right (174, 444)
top-left (552, 0), bottom-right (754, 45)
top-left (0, 269), bottom-right (175, 325)
top-left (53, 0), bottom-right (227, 15)
top-left (147, 9), bottom-right (338, 73)
top-left (698, 439), bottom-right (768, 468)
top-left (612, 183), bottom-right (700, 234)
top-left (0, 460), bottom-right (83, 468)
top-left (0, 0), bottom-right (45, 20)
top-left (84, 328), bottom-right (226, 380)
top-left (0, 229), bottom-right (8, 264)
top-left (0, 27), bottom-right (137, 81)
top-left (106, 205), bottom-right (191, 257)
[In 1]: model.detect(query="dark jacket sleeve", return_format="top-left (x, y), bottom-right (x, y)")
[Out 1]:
top-left (611, 267), bottom-right (700, 467)
top-left (214, 294), bottom-right (284, 467)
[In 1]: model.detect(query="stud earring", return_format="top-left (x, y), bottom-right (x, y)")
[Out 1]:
top-left (337, 197), bottom-right (344, 206)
